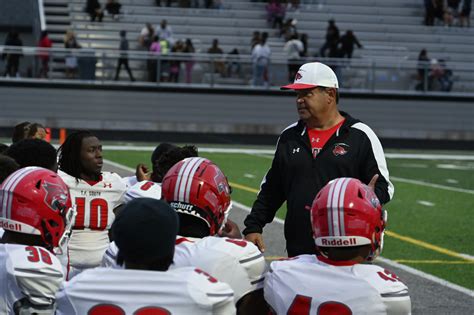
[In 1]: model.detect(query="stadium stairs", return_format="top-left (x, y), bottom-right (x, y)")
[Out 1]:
top-left (41, 0), bottom-right (474, 92)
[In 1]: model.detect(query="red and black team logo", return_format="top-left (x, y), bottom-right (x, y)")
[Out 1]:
top-left (42, 181), bottom-right (69, 212)
top-left (333, 143), bottom-right (349, 156)
top-left (295, 71), bottom-right (303, 80)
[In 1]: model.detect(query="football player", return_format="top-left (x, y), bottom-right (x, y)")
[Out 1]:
top-left (56, 198), bottom-right (236, 315)
top-left (5, 139), bottom-right (58, 171)
top-left (57, 131), bottom-right (126, 276)
top-left (264, 177), bottom-right (411, 315)
top-left (0, 167), bottom-right (75, 314)
top-left (162, 157), bottom-right (267, 315)
top-left (102, 157), bottom-right (267, 314)
top-left (0, 155), bottom-right (19, 184)
top-left (121, 142), bottom-right (179, 187)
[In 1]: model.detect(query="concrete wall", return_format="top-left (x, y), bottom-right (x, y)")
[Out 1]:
top-left (0, 0), bottom-right (39, 30)
top-left (0, 84), bottom-right (473, 141)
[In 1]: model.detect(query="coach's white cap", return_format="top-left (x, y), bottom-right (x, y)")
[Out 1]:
top-left (281, 62), bottom-right (339, 90)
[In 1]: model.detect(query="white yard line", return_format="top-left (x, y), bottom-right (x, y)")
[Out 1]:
top-left (103, 145), bottom-right (474, 160)
top-left (391, 176), bottom-right (474, 195)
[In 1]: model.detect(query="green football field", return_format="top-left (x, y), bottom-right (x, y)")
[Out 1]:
top-left (105, 148), bottom-right (474, 290)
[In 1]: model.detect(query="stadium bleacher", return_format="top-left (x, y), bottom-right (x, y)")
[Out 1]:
top-left (41, 0), bottom-right (474, 91)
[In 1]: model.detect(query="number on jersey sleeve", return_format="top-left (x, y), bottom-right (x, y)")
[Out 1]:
top-left (88, 304), bottom-right (171, 315)
top-left (25, 246), bottom-right (53, 265)
top-left (287, 294), bottom-right (352, 315)
top-left (225, 238), bottom-right (248, 248)
top-left (74, 197), bottom-right (109, 230)
top-left (377, 269), bottom-right (401, 282)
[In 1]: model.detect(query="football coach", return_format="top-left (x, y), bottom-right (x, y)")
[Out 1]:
top-left (243, 62), bottom-right (394, 257)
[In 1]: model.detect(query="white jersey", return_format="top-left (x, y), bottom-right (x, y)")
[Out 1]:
top-left (55, 267), bottom-right (235, 315)
top-left (58, 171), bottom-right (125, 272)
top-left (265, 255), bottom-right (411, 315)
top-left (0, 244), bottom-right (64, 315)
top-left (102, 236), bottom-right (266, 303)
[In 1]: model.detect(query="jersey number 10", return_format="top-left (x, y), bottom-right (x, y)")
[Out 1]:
top-left (74, 197), bottom-right (109, 230)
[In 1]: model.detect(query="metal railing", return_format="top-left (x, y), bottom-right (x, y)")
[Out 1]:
top-left (0, 45), bottom-right (472, 94)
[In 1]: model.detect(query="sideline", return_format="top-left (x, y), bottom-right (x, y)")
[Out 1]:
top-left (104, 159), bottom-right (474, 297)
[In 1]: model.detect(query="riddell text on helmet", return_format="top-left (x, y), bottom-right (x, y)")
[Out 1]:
top-left (0, 220), bottom-right (22, 232)
top-left (321, 238), bottom-right (357, 246)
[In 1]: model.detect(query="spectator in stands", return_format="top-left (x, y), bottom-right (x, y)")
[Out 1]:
top-left (38, 30), bottom-right (53, 78)
top-left (251, 32), bottom-right (271, 87)
top-left (283, 34), bottom-right (304, 82)
top-left (416, 49), bottom-right (430, 91)
top-left (300, 33), bottom-right (308, 58)
top-left (105, 0), bottom-right (122, 20)
top-left (280, 18), bottom-right (298, 41)
top-left (26, 123), bottom-right (48, 140)
top-left (226, 48), bottom-right (241, 77)
top-left (183, 38), bottom-right (195, 84)
top-left (115, 30), bottom-right (135, 82)
top-left (460, 0), bottom-right (471, 27)
top-left (437, 59), bottom-right (454, 91)
top-left (139, 23), bottom-right (155, 50)
top-left (148, 36), bottom-right (161, 82)
top-left (320, 19), bottom-right (339, 58)
top-left (156, 19), bottom-right (174, 45)
top-left (286, 0), bottom-right (300, 11)
top-left (179, 0), bottom-right (191, 7)
top-left (433, 0), bottom-right (450, 25)
top-left (250, 31), bottom-right (261, 49)
top-left (169, 40), bottom-right (184, 82)
top-left (64, 30), bottom-right (81, 79)
top-left (159, 38), bottom-right (171, 81)
top-left (266, 0), bottom-right (286, 29)
top-left (11, 121), bottom-right (31, 143)
top-left (424, 0), bottom-right (436, 25)
top-left (207, 39), bottom-right (226, 77)
top-left (205, 0), bottom-right (214, 8)
top-left (338, 30), bottom-right (363, 59)
top-left (2, 30), bottom-right (23, 77)
top-left (156, 0), bottom-right (172, 6)
top-left (85, 0), bottom-right (104, 22)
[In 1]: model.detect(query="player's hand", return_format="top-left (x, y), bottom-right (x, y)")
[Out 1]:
top-left (245, 233), bottom-right (265, 253)
top-left (218, 219), bottom-right (242, 239)
top-left (368, 174), bottom-right (379, 191)
top-left (136, 163), bottom-right (150, 181)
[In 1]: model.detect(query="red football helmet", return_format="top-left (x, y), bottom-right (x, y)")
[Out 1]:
top-left (311, 177), bottom-right (387, 261)
top-left (161, 157), bottom-right (232, 236)
top-left (0, 167), bottom-right (75, 253)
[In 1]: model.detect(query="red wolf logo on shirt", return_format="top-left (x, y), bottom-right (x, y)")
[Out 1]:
top-left (333, 143), bottom-right (349, 156)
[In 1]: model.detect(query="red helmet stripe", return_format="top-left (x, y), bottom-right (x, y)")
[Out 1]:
top-left (1, 167), bottom-right (39, 219)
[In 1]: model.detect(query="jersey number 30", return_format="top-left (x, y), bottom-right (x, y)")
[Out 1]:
top-left (74, 197), bottom-right (108, 230)
top-left (288, 294), bottom-right (352, 315)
